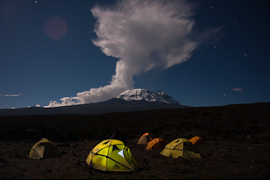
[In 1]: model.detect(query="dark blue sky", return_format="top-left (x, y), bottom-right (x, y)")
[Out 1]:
top-left (0, 0), bottom-right (269, 109)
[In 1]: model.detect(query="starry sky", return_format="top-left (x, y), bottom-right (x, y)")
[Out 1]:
top-left (0, 0), bottom-right (269, 109)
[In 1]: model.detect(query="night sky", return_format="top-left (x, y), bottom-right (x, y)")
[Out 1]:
top-left (0, 0), bottom-right (269, 109)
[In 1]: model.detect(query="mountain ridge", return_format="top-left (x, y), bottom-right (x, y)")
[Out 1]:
top-left (0, 89), bottom-right (185, 116)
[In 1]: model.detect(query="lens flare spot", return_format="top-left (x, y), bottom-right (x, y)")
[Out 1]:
top-left (44, 16), bottom-right (68, 40)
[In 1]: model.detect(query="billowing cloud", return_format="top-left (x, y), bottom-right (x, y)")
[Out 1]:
top-left (233, 88), bottom-right (244, 92)
top-left (45, 0), bottom-right (216, 108)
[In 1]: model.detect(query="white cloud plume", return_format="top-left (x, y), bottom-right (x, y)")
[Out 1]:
top-left (45, 0), bottom-right (215, 108)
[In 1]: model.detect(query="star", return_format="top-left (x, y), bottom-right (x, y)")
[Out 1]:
top-left (34, 1), bottom-right (37, 4)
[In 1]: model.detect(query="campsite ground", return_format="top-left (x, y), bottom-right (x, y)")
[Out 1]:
top-left (0, 102), bottom-right (269, 179)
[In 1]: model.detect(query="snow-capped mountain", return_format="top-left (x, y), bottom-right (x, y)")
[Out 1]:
top-left (115, 89), bottom-right (180, 105)
top-left (0, 89), bottom-right (186, 116)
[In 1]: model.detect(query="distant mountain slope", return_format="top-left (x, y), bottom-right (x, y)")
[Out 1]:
top-left (0, 89), bottom-right (186, 116)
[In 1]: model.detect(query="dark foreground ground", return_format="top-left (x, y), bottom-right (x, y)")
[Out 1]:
top-left (0, 102), bottom-right (269, 179)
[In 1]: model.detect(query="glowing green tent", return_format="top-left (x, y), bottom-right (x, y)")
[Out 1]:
top-left (86, 139), bottom-right (137, 172)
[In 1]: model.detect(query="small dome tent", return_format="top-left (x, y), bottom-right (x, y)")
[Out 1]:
top-left (146, 138), bottom-right (167, 150)
top-left (137, 133), bottom-right (152, 145)
top-left (29, 138), bottom-right (60, 159)
top-left (160, 138), bottom-right (201, 159)
top-left (86, 139), bottom-right (137, 172)
top-left (189, 136), bottom-right (205, 145)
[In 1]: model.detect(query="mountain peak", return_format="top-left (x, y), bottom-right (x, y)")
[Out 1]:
top-left (115, 89), bottom-right (180, 105)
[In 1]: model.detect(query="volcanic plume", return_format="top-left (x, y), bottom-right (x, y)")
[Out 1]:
top-left (46, 0), bottom-right (216, 107)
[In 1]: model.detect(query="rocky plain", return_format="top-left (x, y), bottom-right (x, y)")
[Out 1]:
top-left (0, 102), bottom-right (269, 179)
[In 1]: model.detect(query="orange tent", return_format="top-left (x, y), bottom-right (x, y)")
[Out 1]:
top-left (146, 138), bottom-right (167, 150)
top-left (137, 133), bottom-right (152, 145)
top-left (189, 136), bottom-right (205, 145)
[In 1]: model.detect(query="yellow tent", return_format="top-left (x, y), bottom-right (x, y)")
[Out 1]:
top-left (160, 138), bottom-right (201, 159)
top-left (29, 138), bottom-right (60, 159)
top-left (86, 139), bottom-right (137, 172)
